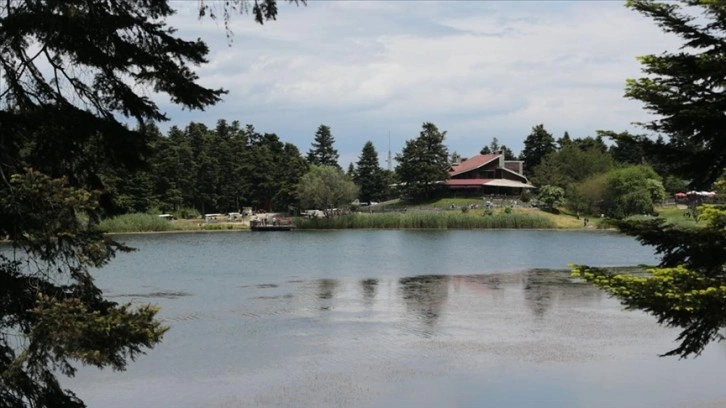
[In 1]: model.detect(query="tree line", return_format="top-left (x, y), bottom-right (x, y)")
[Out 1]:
top-left (104, 114), bottom-right (702, 220)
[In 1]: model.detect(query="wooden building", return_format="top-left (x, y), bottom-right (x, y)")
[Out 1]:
top-left (446, 153), bottom-right (534, 195)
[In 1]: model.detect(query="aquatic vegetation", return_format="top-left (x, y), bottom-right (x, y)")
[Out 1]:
top-left (98, 213), bottom-right (175, 232)
top-left (296, 211), bottom-right (555, 229)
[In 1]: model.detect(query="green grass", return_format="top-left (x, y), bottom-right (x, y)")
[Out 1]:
top-left (625, 205), bottom-right (703, 229)
top-left (296, 211), bottom-right (555, 230)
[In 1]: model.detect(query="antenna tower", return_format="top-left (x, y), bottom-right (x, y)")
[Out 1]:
top-left (387, 131), bottom-right (392, 171)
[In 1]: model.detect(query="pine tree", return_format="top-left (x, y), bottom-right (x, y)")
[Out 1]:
top-left (574, 0), bottom-right (726, 358)
top-left (395, 122), bottom-right (450, 200)
top-left (307, 124), bottom-right (340, 168)
top-left (354, 141), bottom-right (386, 203)
top-left (520, 124), bottom-right (556, 177)
top-left (0, 1), bottom-right (295, 406)
top-left (557, 131), bottom-right (572, 149)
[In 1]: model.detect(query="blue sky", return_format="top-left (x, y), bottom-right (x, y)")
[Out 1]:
top-left (159, 0), bottom-right (681, 168)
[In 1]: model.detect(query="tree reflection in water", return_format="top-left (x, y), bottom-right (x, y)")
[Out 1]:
top-left (316, 278), bottom-right (339, 310)
top-left (360, 278), bottom-right (378, 307)
top-left (523, 269), bottom-right (556, 318)
top-left (522, 269), bottom-right (604, 319)
top-left (399, 275), bottom-right (450, 336)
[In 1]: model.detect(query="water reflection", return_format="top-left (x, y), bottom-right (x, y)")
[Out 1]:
top-left (360, 278), bottom-right (378, 306)
top-left (67, 267), bottom-right (726, 408)
top-left (522, 269), bottom-right (556, 318)
top-left (316, 278), bottom-right (338, 310)
top-left (399, 275), bottom-right (450, 335)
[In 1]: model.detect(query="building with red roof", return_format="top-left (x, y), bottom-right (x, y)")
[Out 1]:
top-left (446, 153), bottom-right (534, 195)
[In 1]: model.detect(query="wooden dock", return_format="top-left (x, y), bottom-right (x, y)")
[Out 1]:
top-left (250, 219), bottom-right (295, 231)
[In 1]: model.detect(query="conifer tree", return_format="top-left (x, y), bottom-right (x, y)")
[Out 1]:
top-left (354, 141), bottom-right (386, 203)
top-left (0, 1), bottom-right (297, 405)
top-left (520, 124), bottom-right (556, 176)
top-left (307, 124), bottom-right (340, 169)
top-left (395, 122), bottom-right (450, 200)
top-left (574, 0), bottom-right (726, 358)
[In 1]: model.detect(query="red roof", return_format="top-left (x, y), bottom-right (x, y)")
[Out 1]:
top-left (450, 154), bottom-right (500, 177)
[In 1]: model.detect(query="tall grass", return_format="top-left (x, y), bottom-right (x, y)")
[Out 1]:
top-left (296, 212), bottom-right (555, 230)
top-left (98, 213), bottom-right (176, 233)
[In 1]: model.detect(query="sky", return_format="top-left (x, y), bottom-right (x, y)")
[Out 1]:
top-left (159, 0), bottom-right (683, 168)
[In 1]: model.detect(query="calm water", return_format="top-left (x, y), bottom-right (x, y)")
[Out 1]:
top-left (55, 230), bottom-right (724, 407)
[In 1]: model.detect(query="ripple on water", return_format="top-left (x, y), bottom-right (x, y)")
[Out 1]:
top-left (161, 312), bottom-right (202, 322)
top-left (111, 290), bottom-right (191, 299)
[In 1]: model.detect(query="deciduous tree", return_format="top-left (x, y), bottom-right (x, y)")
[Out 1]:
top-left (536, 185), bottom-right (565, 210)
top-left (296, 165), bottom-right (359, 211)
top-left (602, 165), bottom-right (665, 219)
top-left (531, 144), bottom-right (613, 190)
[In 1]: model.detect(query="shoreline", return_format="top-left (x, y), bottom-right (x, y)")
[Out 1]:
top-left (100, 224), bottom-right (613, 236)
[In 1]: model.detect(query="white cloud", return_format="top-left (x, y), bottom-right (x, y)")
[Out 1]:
top-left (159, 1), bottom-right (684, 166)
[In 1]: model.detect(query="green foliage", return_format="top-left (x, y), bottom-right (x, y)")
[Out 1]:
top-left (537, 185), bottom-right (565, 210)
top-left (0, 170), bottom-right (169, 406)
top-left (307, 124), bottom-right (340, 169)
top-left (296, 165), bottom-right (359, 210)
top-left (395, 122), bottom-right (450, 200)
top-left (520, 124), bottom-right (556, 176)
top-left (97, 213), bottom-right (175, 233)
top-left (567, 173), bottom-right (608, 215)
top-left (519, 189), bottom-right (533, 203)
top-left (0, 1), bottom-right (297, 406)
top-left (602, 131), bottom-right (646, 166)
top-left (480, 137), bottom-right (517, 159)
top-left (499, 145), bottom-right (517, 161)
top-left (662, 175), bottom-right (689, 195)
top-left (532, 144), bottom-right (613, 189)
top-left (712, 172), bottom-right (726, 196)
top-left (603, 165), bottom-right (664, 219)
top-left (557, 131), bottom-right (572, 149)
top-left (354, 141), bottom-right (387, 203)
top-left (174, 207), bottom-right (202, 220)
top-left (573, 205), bottom-right (726, 357)
top-left (296, 211), bottom-right (555, 229)
top-left (572, 265), bottom-right (726, 357)
top-left (622, 0), bottom-right (726, 189)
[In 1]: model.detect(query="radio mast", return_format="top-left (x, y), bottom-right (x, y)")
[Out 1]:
top-left (387, 131), bottom-right (392, 171)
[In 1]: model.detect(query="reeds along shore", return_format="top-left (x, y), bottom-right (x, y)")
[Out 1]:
top-left (98, 213), bottom-right (176, 232)
top-left (295, 212), bottom-right (556, 229)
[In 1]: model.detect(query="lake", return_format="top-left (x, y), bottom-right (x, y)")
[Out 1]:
top-left (60, 230), bottom-right (725, 407)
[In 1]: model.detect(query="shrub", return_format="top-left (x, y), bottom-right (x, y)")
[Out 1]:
top-left (175, 207), bottom-right (201, 219)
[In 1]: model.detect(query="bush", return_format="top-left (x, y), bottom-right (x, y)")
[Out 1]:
top-left (520, 189), bottom-right (532, 203)
top-left (175, 207), bottom-right (201, 219)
